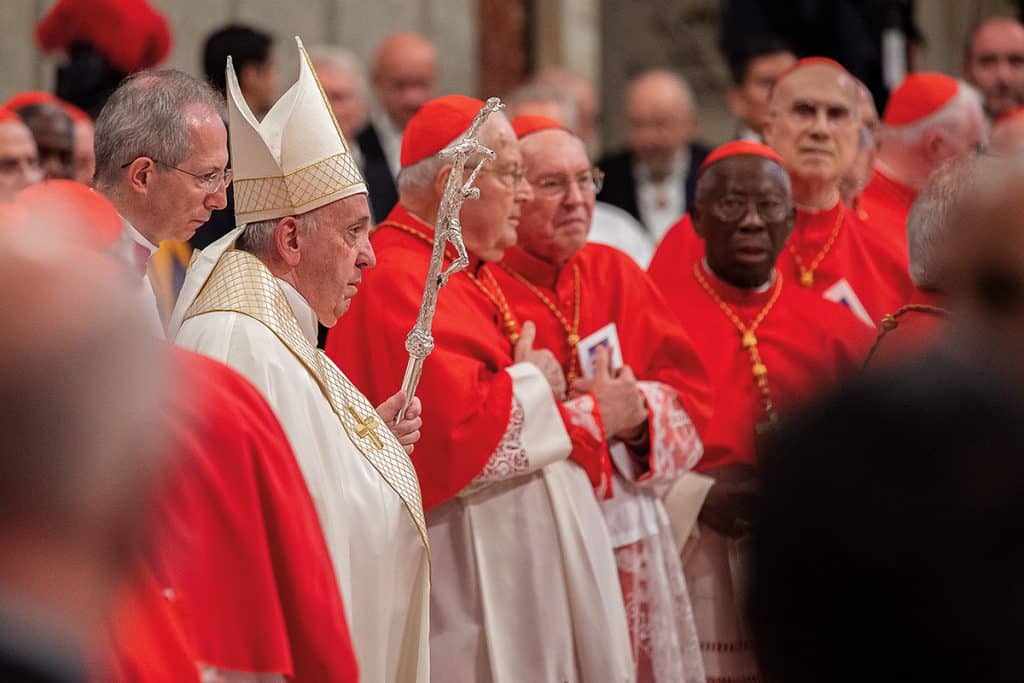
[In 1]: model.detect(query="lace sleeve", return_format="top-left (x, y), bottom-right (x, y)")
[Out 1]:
top-left (632, 381), bottom-right (704, 495)
top-left (459, 396), bottom-right (530, 496)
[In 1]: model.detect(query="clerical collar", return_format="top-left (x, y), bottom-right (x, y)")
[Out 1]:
top-left (701, 257), bottom-right (776, 293)
top-left (276, 278), bottom-right (319, 345)
top-left (794, 194), bottom-right (841, 215)
top-left (501, 245), bottom-right (569, 290)
top-left (633, 147), bottom-right (688, 184)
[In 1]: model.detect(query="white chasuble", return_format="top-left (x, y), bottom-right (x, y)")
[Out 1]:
top-left (428, 365), bottom-right (635, 683)
top-left (171, 235), bottom-right (430, 683)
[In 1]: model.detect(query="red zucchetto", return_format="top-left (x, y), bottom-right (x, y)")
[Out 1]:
top-left (698, 140), bottom-right (785, 177)
top-left (511, 114), bottom-right (570, 139)
top-left (883, 72), bottom-right (960, 126)
top-left (400, 95), bottom-right (487, 168)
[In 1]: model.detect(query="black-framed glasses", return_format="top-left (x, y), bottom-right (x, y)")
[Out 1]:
top-left (532, 167), bottom-right (605, 198)
top-left (711, 195), bottom-right (791, 223)
top-left (121, 157), bottom-right (232, 193)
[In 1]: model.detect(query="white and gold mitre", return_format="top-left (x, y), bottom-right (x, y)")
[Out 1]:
top-left (226, 36), bottom-right (367, 226)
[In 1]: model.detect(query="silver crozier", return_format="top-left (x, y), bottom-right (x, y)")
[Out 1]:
top-left (396, 97), bottom-right (505, 421)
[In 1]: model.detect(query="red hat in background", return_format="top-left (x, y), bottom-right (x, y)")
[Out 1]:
top-left (511, 115), bottom-right (570, 139)
top-left (36, 0), bottom-right (171, 74)
top-left (883, 73), bottom-right (960, 126)
top-left (698, 140), bottom-right (785, 177)
top-left (3, 91), bottom-right (62, 112)
top-left (401, 95), bottom-right (486, 168)
top-left (0, 107), bottom-right (21, 124)
top-left (16, 181), bottom-right (123, 250)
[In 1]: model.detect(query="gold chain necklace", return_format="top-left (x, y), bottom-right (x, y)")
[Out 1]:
top-left (788, 205), bottom-right (844, 287)
top-left (693, 263), bottom-right (784, 431)
top-left (498, 261), bottom-right (582, 381)
top-left (380, 221), bottom-right (521, 345)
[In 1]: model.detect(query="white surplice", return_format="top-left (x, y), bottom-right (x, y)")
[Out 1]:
top-left (427, 375), bottom-right (636, 683)
top-left (169, 230), bottom-right (430, 683)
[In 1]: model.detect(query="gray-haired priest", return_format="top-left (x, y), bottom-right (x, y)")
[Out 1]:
top-left (168, 37), bottom-right (430, 683)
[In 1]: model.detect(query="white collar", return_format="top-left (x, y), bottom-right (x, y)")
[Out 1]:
top-left (276, 277), bottom-right (319, 345)
top-left (121, 218), bottom-right (159, 255)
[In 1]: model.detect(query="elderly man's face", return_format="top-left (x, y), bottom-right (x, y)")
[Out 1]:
top-left (144, 105), bottom-right (229, 242)
top-left (459, 115), bottom-right (533, 262)
top-left (317, 64), bottom-right (368, 137)
top-left (518, 129), bottom-right (596, 265)
top-left (22, 106), bottom-right (74, 181)
top-left (374, 38), bottom-right (437, 130)
top-left (627, 77), bottom-right (695, 172)
top-left (764, 65), bottom-right (860, 189)
top-left (693, 156), bottom-right (795, 289)
top-left (0, 121), bottom-right (42, 201)
top-left (293, 193), bottom-right (375, 326)
top-left (966, 20), bottom-right (1024, 119)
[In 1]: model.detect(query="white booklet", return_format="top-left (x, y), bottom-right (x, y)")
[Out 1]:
top-left (576, 322), bottom-right (624, 378)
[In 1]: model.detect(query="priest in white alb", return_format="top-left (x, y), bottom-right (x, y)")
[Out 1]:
top-left (167, 37), bottom-right (430, 683)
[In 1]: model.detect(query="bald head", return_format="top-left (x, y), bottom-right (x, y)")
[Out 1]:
top-left (965, 18), bottom-right (1024, 119)
top-left (372, 32), bottom-right (437, 129)
top-left (626, 70), bottom-right (697, 173)
top-left (764, 61), bottom-right (860, 205)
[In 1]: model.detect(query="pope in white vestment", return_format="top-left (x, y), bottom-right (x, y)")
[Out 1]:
top-left (169, 38), bottom-right (430, 683)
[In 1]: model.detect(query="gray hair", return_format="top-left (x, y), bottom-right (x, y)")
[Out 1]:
top-left (504, 82), bottom-right (579, 131)
top-left (237, 210), bottom-right (319, 259)
top-left (93, 69), bottom-right (225, 187)
top-left (308, 44), bottom-right (370, 105)
top-left (907, 154), bottom-right (978, 288)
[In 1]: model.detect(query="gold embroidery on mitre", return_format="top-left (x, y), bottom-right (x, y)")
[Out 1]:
top-left (182, 249), bottom-right (429, 555)
top-left (234, 152), bottom-right (364, 217)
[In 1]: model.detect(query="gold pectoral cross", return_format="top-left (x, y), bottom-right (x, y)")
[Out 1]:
top-left (348, 405), bottom-right (384, 449)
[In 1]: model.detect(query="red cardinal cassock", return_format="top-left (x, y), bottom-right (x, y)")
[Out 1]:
top-left (862, 289), bottom-right (949, 369)
top-left (107, 348), bottom-right (359, 682)
top-left (326, 95), bottom-right (636, 682)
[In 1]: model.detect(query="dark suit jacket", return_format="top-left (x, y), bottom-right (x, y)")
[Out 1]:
top-left (356, 123), bottom-right (399, 224)
top-left (596, 143), bottom-right (711, 234)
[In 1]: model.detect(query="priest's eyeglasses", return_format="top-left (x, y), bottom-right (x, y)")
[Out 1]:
top-left (533, 168), bottom-right (605, 198)
top-left (121, 157), bottom-right (233, 193)
top-left (712, 195), bottom-right (790, 223)
top-left (481, 166), bottom-right (528, 189)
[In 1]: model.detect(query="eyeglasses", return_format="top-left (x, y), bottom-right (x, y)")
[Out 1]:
top-left (121, 157), bottom-right (232, 193)
top-left (711, 195), bottom-right (791, 223)
top-left (532, 168), bottom-right (605, 198)
top-left (480, 166), bottom-right (528, 189)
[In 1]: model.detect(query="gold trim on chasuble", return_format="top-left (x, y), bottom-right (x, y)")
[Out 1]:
top-left (183, 249), bottom-right (430, 555)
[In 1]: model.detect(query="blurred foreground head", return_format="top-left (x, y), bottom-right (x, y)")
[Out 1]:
top-left (750, 354), bottom-right (1024, 683)
top-left (0, 213), bottom-right (167, 660)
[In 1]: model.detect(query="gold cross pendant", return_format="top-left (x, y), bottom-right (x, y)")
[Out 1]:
top-left (800, 271), bottom-right (814, 287)
top-left (347, 405), bottom-right (383, 449)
